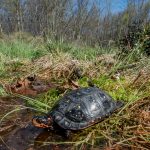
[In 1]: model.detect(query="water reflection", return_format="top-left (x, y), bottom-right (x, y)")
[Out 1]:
top-left (0, 124), bottom-right (72, 150)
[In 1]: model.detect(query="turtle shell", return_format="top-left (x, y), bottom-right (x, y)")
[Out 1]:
top-left (49, 87), bottom-right (123, 130)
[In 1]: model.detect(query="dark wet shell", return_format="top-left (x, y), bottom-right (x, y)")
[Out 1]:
top-left (49, 87), bottom-right (123, 130)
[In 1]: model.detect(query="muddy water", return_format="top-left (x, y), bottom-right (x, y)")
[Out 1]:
top-left (1, 125), bottom-right (70, 150)
top-left (0, 97), bottom-right (71, 150)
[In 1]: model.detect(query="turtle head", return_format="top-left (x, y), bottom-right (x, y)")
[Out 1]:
top-left (32, 116), bottom-right (53, 128)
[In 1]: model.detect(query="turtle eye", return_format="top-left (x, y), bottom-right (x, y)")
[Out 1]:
top-left (36, 118), bottom-right (43, 124)
top-left (37, 116), bottom-right (48, 124)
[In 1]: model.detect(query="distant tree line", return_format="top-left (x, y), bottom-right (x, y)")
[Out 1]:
top-left (0, 0), bottom-right (149, 47)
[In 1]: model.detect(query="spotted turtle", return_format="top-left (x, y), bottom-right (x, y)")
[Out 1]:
top-left (32, 87), bottom-right (124, 136)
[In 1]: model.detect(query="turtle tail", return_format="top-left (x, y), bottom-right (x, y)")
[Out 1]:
top-left (115, 100), bottom-right (124, 109)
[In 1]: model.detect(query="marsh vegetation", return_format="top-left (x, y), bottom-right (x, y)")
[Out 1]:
top-left (0, 0), bottom-right (150, 150)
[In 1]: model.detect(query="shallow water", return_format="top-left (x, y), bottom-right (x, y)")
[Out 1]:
top-left (0, 125), bottom-right (70, 150)
top-left (0, 97), bottom-right (72, 150)
top-left (0, 124), bottom-right (73, 150)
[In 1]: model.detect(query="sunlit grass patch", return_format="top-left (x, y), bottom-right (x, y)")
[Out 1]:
top-left (46, 40), bottom-right (118, 60)
top-left (79, 75), bottom-right (146, 103)
top-left (0, 37), bottom-right (48, 78)
top-left (0, 39), bottom-right (46, 60)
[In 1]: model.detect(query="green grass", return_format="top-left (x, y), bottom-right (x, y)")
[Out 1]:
top-left (0, 39), bottom-right (46, 60)
top-left (46, 40), bottom-right (118, 60)
top-left (0, 37), bottom-right (48, 76)
top-left (25, 89), bottom-right (60, 113)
